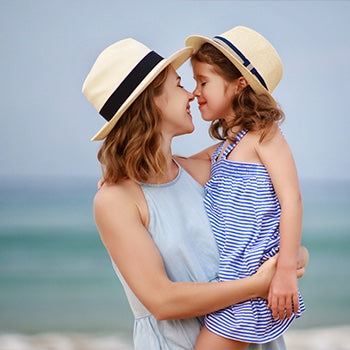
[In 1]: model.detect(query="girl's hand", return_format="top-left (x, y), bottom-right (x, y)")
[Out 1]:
top-left (256, 246), bottom-right (308, 301)
top-left (268, 270), bottom-right (299, 320)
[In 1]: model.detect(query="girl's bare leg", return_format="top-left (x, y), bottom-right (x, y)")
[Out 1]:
top-left (195, 326), bottom-right (249, 350)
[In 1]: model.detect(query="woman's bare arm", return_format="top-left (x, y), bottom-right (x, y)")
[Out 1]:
top-left (94, 180), bottom-right (275, 320)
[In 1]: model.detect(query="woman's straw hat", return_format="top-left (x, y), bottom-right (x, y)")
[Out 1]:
top-left (83, 38), bottom-right (193, 141)
top-left (185, 26), bottom-right (282, 97)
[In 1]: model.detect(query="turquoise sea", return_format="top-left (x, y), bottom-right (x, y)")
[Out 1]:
top-left (0, 176), bottom-right (349, 349)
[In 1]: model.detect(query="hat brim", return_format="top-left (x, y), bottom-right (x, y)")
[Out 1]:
top-left (185, 35), bottom-right (271, 97)
top-left (91, 46), bottom-right (193, 141)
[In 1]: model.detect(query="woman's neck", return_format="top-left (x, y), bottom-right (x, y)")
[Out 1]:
top-left (146, 136), bottom-right (178, 184)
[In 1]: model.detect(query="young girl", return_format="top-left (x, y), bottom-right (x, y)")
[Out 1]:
top-left (185, 26), bottom-right (305, 349)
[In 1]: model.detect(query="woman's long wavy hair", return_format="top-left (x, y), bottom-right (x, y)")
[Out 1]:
top-left (97, 66), bottom-right (170, 184)
top-left (191, 43), bottom-right (284, 142)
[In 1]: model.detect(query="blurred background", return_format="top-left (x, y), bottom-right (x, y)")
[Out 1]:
top-left (0, 1), bottom-right (349, 349)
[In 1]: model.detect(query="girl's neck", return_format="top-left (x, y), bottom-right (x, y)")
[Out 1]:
top-left (223, 110), bottom-right (238, 126)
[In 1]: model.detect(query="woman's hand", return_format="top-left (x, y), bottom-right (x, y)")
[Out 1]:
top-left (297, 246), bottom-right (309, 271)
top-left (97, 178), bottom-right (105, 190)
top-left (255, 254), bottom-right (278, 299)
top-left (295, 245), bottom-right (309, 279)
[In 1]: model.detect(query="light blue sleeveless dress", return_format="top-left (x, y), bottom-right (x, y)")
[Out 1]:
top-left (111, 161), bottom-right (287, 349)
top-left (204, 130), bottom-right (305, 343)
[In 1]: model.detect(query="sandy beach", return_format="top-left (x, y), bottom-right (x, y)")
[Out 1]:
top-left (284, 326), bottom-right (350, 350)
top-left (0, 332), bottom-right (132, 350)
top-left (0, 326), bottom-right (349, 350)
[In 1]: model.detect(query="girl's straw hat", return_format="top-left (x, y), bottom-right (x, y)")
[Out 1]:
top-left (83, 38), bottom-right (193, 141)
top-left (185, 26), bottom-right (282, 97)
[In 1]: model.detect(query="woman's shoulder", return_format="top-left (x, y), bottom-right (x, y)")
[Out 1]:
top-left (94, 179), bottom-right (142, 210)
top-left (94, 178), bottom-right (149, 227)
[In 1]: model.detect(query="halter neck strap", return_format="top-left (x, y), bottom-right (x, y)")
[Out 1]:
top-left (221, 129), bottom-right (248, 159)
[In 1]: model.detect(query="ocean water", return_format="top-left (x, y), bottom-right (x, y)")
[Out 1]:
top-left (0, 176), bottom-right (349, 349)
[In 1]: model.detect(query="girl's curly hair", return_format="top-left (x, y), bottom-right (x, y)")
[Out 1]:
top-left (191, 43), bottom-right (284, 142)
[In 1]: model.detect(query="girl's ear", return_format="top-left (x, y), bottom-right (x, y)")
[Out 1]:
top-left (237, 77), bottom-right (249, 91)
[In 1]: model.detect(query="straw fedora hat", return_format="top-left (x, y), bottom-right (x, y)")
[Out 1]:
top-left (185, 26), bottom-right (282, 97)
top-left (82, 38), bottom-right (193, 141)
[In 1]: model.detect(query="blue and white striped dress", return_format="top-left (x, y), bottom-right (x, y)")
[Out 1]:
top-left (204, 129), bottom-right (305, 343)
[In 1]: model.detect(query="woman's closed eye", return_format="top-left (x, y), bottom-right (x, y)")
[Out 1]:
top-left (176, 75), bottom-right (184, 88)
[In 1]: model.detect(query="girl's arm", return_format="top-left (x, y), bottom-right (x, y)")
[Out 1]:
top-left (189, 143), bottom-right (220, 161)
top-left (174, 143), bottom-right (220, 186)
top-left (94, 180), bottom-right (277, 320)
top-left (256, 126), bottom-right (302, 320)
top-left (175, 156), bottom-right (211, 186)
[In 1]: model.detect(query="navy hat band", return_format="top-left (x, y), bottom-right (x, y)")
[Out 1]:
top-left (213, 36), bottom-right (268, 91)
top-left (100, 51), bottom-right (164, 121)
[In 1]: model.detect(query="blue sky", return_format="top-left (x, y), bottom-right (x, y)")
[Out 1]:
top-left (1, 0), bottom-right (349, 180)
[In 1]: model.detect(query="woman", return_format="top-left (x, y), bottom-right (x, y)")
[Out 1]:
top-left (82, 38), bottom-right (308, 350)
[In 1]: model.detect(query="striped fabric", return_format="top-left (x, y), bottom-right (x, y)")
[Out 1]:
top-left (204, 129), bottom-right (305, 343)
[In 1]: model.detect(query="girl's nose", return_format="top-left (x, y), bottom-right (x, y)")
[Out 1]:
top-left (192, 86), bottom-right (200, 97)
